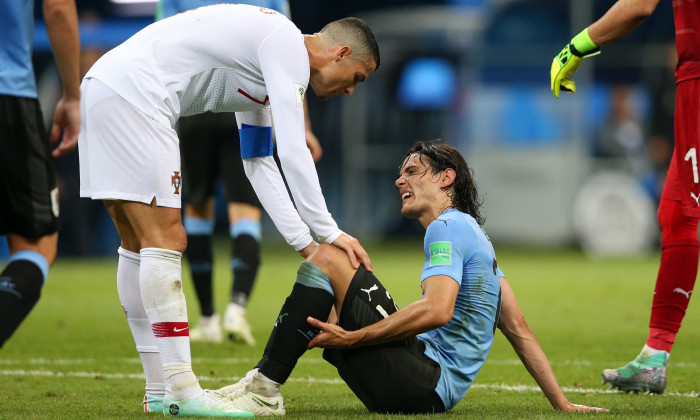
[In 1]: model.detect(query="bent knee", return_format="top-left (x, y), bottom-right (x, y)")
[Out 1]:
top-left (308, 243), bottom-right (345, 271)
top-left (140, 223), bottom-right (187, 253)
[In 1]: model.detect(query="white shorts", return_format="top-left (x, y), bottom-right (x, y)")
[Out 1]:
top-left (79, 78), bottom-right (182, 208)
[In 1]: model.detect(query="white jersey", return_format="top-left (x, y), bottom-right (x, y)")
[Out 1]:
top-left (85, 4), bottom-right (341, 250)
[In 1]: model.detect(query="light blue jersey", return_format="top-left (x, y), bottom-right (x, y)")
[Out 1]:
top-left (417, 208), bottom-right (503, 410)
top-left (0, 0), bottom-right (38, 98)
top-left (157, 0), bottom-right (291, 19)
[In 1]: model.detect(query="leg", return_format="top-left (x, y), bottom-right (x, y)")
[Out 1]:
top-left (224, 203), bottom-right (261, 345)
top-left (105, 200), bottom-right (167, 412)
top-left (217, 245), bottom-right (345, 415)
top-left (647, 198), bottom-right (698, 351)
top-left (113, 200), bottom-right (194, 389)
top-left (179, 113), bottom-right (220, 325)
top-left (221, 121), bottom-right (262, 345)
top-left (184, 199), bottom-right (216, 317)
top-left (602, 80), bottom-right (700, 393)
top-left (183, 199), bottom-right (223, 343)
top-left (0, 233), bottom-right (56, 347)
top-left (318, 252), bottom-right (442, 414)
top-left (0, 95), bottom-right (58, 348)
top-left (81, 84), bottom-right (250, 417)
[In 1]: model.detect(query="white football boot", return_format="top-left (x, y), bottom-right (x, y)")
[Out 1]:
top-left (189, 314), bottom-right (223, 343)
top-left (223, 303), bottom-right (256, 345)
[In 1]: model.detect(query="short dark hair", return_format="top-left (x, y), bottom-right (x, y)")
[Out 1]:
top-left (320, 17), bottom-right (380, 70)
top-left (402, 140), bottom-right (485, 225)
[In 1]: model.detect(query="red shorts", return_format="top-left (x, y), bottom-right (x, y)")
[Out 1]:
top-left (661, 78), bottom-right (700, 217)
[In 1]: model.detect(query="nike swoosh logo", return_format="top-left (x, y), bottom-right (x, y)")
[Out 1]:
top-left (173, 327), bottom-right (188, 332)
top-left (251, 395), bottom-right (279, 410)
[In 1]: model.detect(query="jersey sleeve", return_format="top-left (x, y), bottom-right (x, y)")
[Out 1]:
top-left (421, 218), bottom-right (475, 284)
top-left (257, 25), bottom-right (342, 244)
top-left (236, 108), bottom-right (314, 251)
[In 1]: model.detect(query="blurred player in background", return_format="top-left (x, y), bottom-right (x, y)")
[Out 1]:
top-left (213, 141), bottom-right (607, 415)
top-left (0, 0), bottom-right (80, 348)
top-left (551, 0), bottom-right (697, 394)
top-left (156, 0), bottom-right (323, 346)
top-left (79, 4), bottom-right (377, 416)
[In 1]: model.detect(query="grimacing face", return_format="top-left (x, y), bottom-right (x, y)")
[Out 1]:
top-left (311, 55), bottom-right (376, 100)
top-left (395, 154), bottom-right (444, 221)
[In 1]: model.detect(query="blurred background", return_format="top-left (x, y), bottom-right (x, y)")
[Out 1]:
top-left (0, 0), bottom-right (679, 258)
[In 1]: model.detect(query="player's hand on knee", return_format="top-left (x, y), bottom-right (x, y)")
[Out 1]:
top-left (332, 232), bottom-right (373, 272)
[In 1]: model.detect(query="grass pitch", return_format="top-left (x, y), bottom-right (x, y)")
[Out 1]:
top-left (1, 241), bottom-right (699, 419)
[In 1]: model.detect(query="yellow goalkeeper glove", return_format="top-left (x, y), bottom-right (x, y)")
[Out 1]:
top-left (550, 28), bottom-right (600, 98)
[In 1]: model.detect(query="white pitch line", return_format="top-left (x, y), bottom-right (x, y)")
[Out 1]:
top-left (0, 369), bottom-right (697, 398)
top-left (0, 357), bottom-right (324, 366)
top-left (1, 357), bottom-right (696, 368)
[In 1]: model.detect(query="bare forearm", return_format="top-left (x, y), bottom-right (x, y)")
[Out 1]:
top-left (498, 278), bottom-right (568, 410)
top-left (350, 300), bottom-right (443, 347)
top-left (588, 0), bottom-right (659, 46)
top-left (504, 328), bottom-right (568, 410)
top-left (44, 0), bottom-right (81, 99)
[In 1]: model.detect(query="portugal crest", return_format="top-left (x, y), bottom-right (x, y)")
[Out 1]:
top-left (171, 171), bottom-right (182, 194)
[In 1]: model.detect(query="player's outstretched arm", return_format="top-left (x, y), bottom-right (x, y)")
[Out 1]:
top-left (550, 0), bottom-right (659, 98)
top-left (497, 277), bottom-right (608, 413)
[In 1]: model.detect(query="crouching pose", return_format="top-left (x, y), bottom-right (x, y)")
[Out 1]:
top-left (215, 141), bottom-right (607, 415)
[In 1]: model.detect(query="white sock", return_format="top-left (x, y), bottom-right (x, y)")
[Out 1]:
top-left (139, 247), bottom-right (198, 399)
top-left (641, 344), bottom-right (668, 357)
top-left (116, 247), bottom-right (166, 396)
top-left (249, 372), bottom-right (281, 397)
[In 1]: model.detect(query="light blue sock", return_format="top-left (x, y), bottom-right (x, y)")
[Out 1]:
top-left (9, 250), bottom-right (49, 283)
top-left (296, 262), bottom-right (334, 296)
top-left (230, 218), bottom-right (261, 241)
top-left (183, 216), bottom-right (215, 235)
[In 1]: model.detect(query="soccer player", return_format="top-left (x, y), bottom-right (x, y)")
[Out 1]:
top-left (214, 141), bottom-right (606, 415)
top-left (78, 4), bottom-right (377, 416)
top-left (551, 0), bottom-right (697, 394)
top-left (0, 0), bottom-right (80, 348)
top-left (156, 0), bottom-right (323, 346)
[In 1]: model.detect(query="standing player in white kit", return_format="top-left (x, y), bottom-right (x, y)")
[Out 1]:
top-left (78, 4), bottom-right (379, 416)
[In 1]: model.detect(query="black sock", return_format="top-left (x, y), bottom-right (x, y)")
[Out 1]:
top-left (231, 234), bottom-right (260, 306)
top-left (256, 282), bottom-right (334, 384)
top-left (186, 234), bottom-right (214, 317)
top-left (0, 260), bottom-right (44, 348)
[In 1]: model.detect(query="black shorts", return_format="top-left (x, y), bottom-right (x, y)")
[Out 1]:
top-left (0, 95), bottom-right (58, 239)
top-left (178, 112), bottom-right (261, 208)
top-left (323, 266), bottom-right (445, 414)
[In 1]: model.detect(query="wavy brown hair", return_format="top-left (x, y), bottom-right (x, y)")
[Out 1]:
top-left (401, 140), bottom-right (485, 225)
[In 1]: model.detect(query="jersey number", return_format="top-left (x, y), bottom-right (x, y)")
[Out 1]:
top-left (685, 148), bottom-right (699, 184)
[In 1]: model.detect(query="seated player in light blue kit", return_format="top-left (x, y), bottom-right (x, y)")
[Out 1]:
top-left (214, 141), bottom-right (608, 415)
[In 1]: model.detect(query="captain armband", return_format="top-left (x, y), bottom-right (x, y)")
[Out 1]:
top-left (239, 123), bottom-right (273, 158)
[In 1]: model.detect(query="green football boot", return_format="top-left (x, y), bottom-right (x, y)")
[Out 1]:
top-left (163, 389), bottom-right (254, 418)
top-left (601, 352), bottom-right (668, 394)
top-left (144, 393), bottom-right (165, 413)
